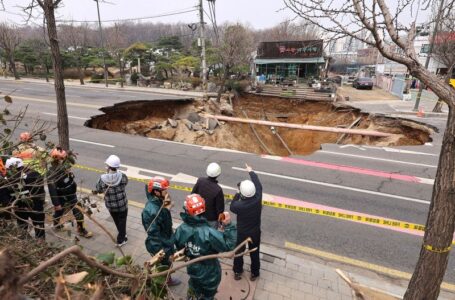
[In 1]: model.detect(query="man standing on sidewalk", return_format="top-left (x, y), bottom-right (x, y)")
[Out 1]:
top-left (142, 176), bottom-right (180, 286)
top-left (93, 155), bottom-right (128, 246)
top-left (174, 194), bottom-right (236, 299)
top-left (191, 162), bottom-right (225, 228)
top-left (230, 163), bottom-right (262, 281)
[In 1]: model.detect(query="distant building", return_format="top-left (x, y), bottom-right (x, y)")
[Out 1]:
top-left (253, 40), bottom-right (325, 81)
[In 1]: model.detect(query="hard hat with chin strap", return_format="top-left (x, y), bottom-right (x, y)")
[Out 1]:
top-left (105, 155), bottom-right (121, 168)
top-left (240, 180), bottom-right (256, 198)
top-left (206, 162), bottom-right (221, 178)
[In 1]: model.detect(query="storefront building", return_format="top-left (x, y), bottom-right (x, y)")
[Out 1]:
top-left (254, 40), bottom-right (325, 82)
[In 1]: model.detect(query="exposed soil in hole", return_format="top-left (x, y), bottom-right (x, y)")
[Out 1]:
top-left (85, 94), bottom-right (434, 156)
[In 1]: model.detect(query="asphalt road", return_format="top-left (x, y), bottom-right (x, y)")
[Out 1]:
top-left (1, 79), bottom-right (453, 283)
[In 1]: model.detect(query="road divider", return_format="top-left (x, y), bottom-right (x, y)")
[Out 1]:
top-left (261, 155), bottom-right (435, 185)
top-left (74, 163), bottom-right (431, 235)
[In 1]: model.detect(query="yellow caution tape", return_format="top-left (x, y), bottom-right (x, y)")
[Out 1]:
top-left (424, 244), bottom-right (452, 253)
top-left (73, 164), bottom-right (426, 233)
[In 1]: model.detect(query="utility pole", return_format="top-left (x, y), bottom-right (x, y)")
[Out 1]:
top-left (413, 0), bottom-right (445, 111)
top-left (94, 0), bottom-right (108, 87)
top-left (199, 0), bottom-right (207, 91)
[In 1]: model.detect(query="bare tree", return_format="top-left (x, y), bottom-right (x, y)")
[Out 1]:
top-left (60, 22), bottom-right (93, 85)
top-left (105, 23), bottom-right (128, 88)
top-left (20, 0), bottom-right (70, 150)
top-left (432, 10), bottom-right (455, 112)
top-left (283, 0), bottom-right (455, 299)
top-left (0, 23), bottom-right (22, 79)
top-left (255, 19), bottom-right (320, 43)
top-left (216, 23), bottom-right (254, 100)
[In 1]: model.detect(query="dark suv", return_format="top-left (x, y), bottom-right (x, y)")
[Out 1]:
top-left (352, 77), bottom-right (374, 90)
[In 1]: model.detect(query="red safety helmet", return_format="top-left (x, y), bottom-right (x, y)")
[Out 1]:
top-left (50, 147), bottom-right (67, 160)
top-left (19, 132), bottom-right (32, 142)
top-left (147, 176), bottom-right (170, 193)
top-left (185, 194), bottom-right (205, 216)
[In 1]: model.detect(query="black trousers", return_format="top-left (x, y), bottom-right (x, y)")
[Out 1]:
top-left (16, 209), bottom-right (45, 239)
top-left (233, 231), bottom-right (261, 276)
top-left (53, 201), bottom-right (85, 230)
top-left (110, 209), bottom-right (128, 243)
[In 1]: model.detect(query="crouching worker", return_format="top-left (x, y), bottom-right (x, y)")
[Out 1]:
top-left (174, 194), bottom-right (237, 300)
top-left (142, 176), bottom-right (180, 286)
top-left (6, 157), bottom-right (46, 239)
top-left (48, 147), bottom-right (93, 238)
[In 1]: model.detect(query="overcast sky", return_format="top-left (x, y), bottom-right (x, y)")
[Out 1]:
top-left (1, 0), bottom-right (296, 29)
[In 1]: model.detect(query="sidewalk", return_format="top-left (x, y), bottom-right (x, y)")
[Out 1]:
top-left (0, 77), bottom-right (212, 99)
top-left (46, 200), bottom-right (455, 300)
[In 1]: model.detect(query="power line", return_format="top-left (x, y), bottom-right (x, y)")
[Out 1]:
top-left (55, 7), bottom-right (198, 24)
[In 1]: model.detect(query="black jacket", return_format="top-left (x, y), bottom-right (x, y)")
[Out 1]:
top-left (47, 165), bottom-right (77, 206)
top-left (191, 177), bottom-right (225, 222)
top-left (8, 169), bottom-right (45, 211)
top-left (230, 171), bottom-right (262, 235)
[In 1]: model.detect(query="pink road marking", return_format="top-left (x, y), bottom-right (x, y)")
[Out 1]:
top-left (267, 194), bottom-right (428, 238)
top-left (265, 155), bottom-right (424, 183)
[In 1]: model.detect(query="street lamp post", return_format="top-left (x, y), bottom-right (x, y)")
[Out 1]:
top-left (94, 0), bottom-right (108, 88)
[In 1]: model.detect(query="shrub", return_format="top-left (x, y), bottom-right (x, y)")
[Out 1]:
top-left (130, 72), bottom-right (139, 84)
top-left (225, 79), bottom-right (250, 93)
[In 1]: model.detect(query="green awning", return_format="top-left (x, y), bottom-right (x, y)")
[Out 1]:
top-left (254, 57), bottom-right (325, 64)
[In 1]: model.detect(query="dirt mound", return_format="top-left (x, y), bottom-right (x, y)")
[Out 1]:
top-left (85, 94), bottom-right (434, 156)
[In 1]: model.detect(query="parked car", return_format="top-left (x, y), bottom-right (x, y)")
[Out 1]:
top-left (353, 77), bottom-right (374, 90)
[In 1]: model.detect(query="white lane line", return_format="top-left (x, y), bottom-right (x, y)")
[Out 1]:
top-left (148, 138), bottom-right (202, 148)
top-left (362, 146), bottom-right (439, 157)
top-left (13, 95), bottom-right (101, 109)
top-left (43, 112), bottom-right (87, 120)
top-left (319, 150), bottom-right (437, 168)
top-left (232, 167), bottom-right (430, 205)
top-left (70, 138), bottom-right (115, 148)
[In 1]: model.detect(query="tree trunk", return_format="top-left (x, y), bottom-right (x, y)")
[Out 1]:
top-left (118, 57), bottom-right (124, 88)
top-left (45, 64), bottom-right (50, 83)
top-left (77, 65), bottom-right (84, 85)
top-left (8, 54), bottom-right (19, 80)
top-left (217, 66), bottom-right (230, 102)
top-left (43, 0), bottom-right (70, 150)
top-left (432, 67), bottom-right (454, 113)
top-left (404, 104), bottom-right (455, 299)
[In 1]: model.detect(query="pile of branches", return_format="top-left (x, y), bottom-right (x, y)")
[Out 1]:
top-left (0, 223), bottom-right (149, 299)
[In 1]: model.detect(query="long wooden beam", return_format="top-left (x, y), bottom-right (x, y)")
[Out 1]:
top-left (202, 114), bottom-right (394, 137)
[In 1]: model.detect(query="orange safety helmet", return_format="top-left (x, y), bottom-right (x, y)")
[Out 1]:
top-left (0, 159), bottom-right (5, 177)
top-left (147, 176), bottom-right (170, 193)
top-left (19, 132), bottom-right (32, 142)
top-left (50, 147), bottom-right (67, 160)
top-left (185, 194), bottom-right (205, 216)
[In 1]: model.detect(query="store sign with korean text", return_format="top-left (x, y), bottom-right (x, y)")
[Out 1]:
top-left (257, 40), bottom-right (323, 59)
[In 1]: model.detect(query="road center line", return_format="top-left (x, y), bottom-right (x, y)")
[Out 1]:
top-left (12, 95), bottom-right (102, 109)
top-left (232, 167), bottom-right (430, 205)
top-left (43, 112), bottom-right (87, 120)
top-left (70, 138), bottom-right (115, 148)
top-left (262, 155), bottom-right (434, 185)
top-left (318, 150), bottom-right (438, 168)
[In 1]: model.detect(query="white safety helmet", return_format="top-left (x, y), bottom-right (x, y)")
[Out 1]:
top-left (5, 157), bottom-right (24, 169)
top-left (206, 162), bottom-right (221, 178)
top-left (105, 155), bottom-right (121, 168)
top-left (240, 180), bottom-right (256, 198)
